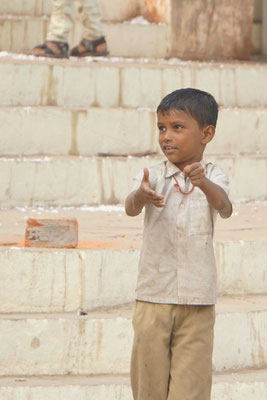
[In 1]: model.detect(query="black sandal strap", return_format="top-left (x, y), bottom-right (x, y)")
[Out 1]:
top-left (34, 43), bottom-right (55, 56)
top-left (80, 36), bottom-right (106, 51)
top-left (50, 41), bottom-right (69, 57)
top-left (34, 41), bottom-right (69, 57)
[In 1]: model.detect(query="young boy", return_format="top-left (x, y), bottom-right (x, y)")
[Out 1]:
top-left (125, 88), bottom-right (232, 400)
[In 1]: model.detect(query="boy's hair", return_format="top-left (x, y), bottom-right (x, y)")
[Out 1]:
top-left (157, 88), bottom-right (218, 128)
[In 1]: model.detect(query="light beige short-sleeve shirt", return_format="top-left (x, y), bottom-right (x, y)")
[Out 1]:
top-left (132, 159), bottom-right (229, 305)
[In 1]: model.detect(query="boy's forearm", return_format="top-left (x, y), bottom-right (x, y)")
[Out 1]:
top-left (199, 178), bottom-right (232, 218)
top-left (125, 190), bottom-right (145, 217)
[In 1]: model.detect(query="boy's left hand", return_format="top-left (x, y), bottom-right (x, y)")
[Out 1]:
top-left (183, 162), bottom-right (206, 188)
top-left (183, 161), bottom-right (232, 218)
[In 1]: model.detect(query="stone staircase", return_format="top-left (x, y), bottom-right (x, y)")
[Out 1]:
top-left (1, 1), bottom-right (267, 399)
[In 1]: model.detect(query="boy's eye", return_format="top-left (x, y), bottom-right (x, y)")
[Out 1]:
top-left (158, 126), bottom-right (166, 132)
top-left (174, 124), bottom-right (182, 129)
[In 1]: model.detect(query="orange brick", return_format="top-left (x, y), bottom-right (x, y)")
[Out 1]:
top-left (25, 219), bottom-right (78, 248)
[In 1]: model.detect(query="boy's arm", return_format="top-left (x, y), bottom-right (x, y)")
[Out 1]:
top-left (125, 168), bottom-right (165, 217)
top-left (184, 163), bottom-right (232, 218)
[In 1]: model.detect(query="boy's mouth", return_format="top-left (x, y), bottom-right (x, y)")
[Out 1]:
top-left (164, 145), bottom-right (177, 152)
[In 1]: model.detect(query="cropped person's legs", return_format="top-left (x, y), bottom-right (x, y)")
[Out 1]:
top-left (47, 0), bottom-right (74, 42)
top-left (167, 305), bottom-right (215, 400)
top-left (131, 301), bottom-right (172, 400)
top-left (71, 0), bottom-right (108, 56)
top-left (76, 0), bottom-right (104, 40)
top-left (29, 0), bottom-right (73, 58)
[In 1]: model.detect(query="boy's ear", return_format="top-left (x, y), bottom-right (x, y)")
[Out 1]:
top-left (201, 125), bottom-right (215, 144)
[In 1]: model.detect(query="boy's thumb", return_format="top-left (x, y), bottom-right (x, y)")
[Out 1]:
top-left (183, 165), bottom-right (189, 180)
top-left (143, 168), bottom-right (149, 183)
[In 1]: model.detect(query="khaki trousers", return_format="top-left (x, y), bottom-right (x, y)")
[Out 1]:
top-left (47, 0), bottom-right (104, 42)
top-left (131, 301), bottom-right (215, 400)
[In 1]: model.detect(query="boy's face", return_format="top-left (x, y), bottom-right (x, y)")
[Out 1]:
top-left (157, 109), bottom-right (213, 171)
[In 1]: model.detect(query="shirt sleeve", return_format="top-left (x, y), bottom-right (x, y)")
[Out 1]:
top-left (207, 163), bottom-right (229, 195)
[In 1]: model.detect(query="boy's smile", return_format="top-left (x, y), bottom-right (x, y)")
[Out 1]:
top-left (157, 109), bottom-right (213, 171)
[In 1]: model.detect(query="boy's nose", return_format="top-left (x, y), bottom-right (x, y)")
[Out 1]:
top-left (163, 130), bottom-right (172, 141)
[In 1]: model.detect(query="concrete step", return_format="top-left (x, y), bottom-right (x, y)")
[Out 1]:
top-left (0, 247), bottom-right (139, 313)
top-left (0, 154), bottom-right (266, 207)
top-left (0, 0), bottom-right (138, 21)
top-left (1, 238), bottom-right (267, 312)
top-left (0, 106), bottom-right (158, 157)
top-left (0, 201), bottom-right (267, 312)
top-left (0, 16), bottom-right (168, 58)
top-left (0, 375), bottom-right (132, 400)
top-left (1, 369), bottom-right (267, 400)
top-left (1, 106), bottom-right (267, 156)
top-left (0, 296), bottom-right (267, 375)
top-left (1, 54), bottom-right (267, 108)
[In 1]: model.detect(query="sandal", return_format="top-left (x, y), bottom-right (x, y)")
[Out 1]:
top-left (70, 36), bottom-right (109, 57)
top-left (28, 41), bottom-right (69, 59)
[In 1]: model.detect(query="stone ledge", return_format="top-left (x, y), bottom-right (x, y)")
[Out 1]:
top-left (1, 239), bottom-right (267, 312)
top-left (1, 54), bottom-right (267, 108)
top-left (0, 0), bottom-right (138, 21)
top-left (0, 370), bottom-right (267, 400)
top-left (1, 369), bottom-right (267, 399)
top-left (0, 154), bottom-right (266, 206)
top-left (0, 106), bottom-right (267, 156)
top-left (0, 296), bottom-right (266, 375)
top-left (0, 16), bottom-right (169, 58)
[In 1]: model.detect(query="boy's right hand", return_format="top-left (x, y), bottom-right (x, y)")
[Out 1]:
top-left (135, 168), bottom-right (165, 207)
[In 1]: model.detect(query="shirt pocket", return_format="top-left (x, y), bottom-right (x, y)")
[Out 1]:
top-left (188, 199), bottom-right (213, 235)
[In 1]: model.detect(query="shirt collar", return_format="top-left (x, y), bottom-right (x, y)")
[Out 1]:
top-left (165, 159), bottom-right (206, 178)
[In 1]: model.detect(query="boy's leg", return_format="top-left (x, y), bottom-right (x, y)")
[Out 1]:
top-left (47, 0), bottom-right (74, 42)
top-left (167, 305), bottom-right (215, 400)
top-left (131, 301), bottom-right (173, 400)
top-left (71, 0), bottom-right (108, 56)
top-left (29, 0), bottom-right (73, 57)
top-left (76, 0), bottom-right (105, 40)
